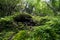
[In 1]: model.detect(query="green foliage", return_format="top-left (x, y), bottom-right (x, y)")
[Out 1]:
top-left (12, 21), bottom-right (60, 40)
top-left (0, 0), bottom-right (60, 40)
top-left (1, 31), bottom-right (14, 40)
top-left (51, 0), bottom-right (60, 11)
top-left (0, 18), bottom-right (15, 32)
top-left (0, 15), bottom-right (60, 40)
top-left (0, 0), bottom-right (20, 17)
top-left (12, 30), bottom-right (30, 40)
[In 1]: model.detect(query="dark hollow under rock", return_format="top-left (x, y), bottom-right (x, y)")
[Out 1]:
top-left (13, 14), bottom-right (37, 26)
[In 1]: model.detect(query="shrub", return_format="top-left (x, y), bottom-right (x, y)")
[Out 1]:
top-left (0, 0), bottom-right (20, 17)
top-left (12, 30), bottom-right (30, 40)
